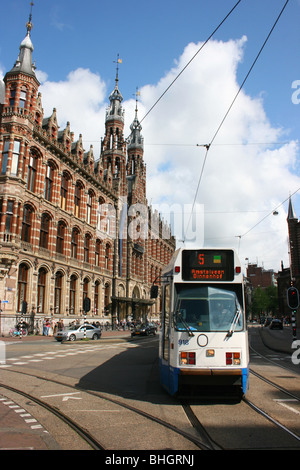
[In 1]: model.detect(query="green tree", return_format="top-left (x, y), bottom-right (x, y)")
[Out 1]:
top-left (251, 286), bottom-right (278, 317)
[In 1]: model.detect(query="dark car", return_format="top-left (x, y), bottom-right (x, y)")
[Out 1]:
top-left (131, 322), bottom-right (157, 337)
top-left (269, 319), bottom-right (283, 330)
top-left (263, 317), bottom-right (273, 327)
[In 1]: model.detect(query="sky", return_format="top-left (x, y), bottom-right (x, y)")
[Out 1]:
top-left (0, 0), bottom-right (300, 274)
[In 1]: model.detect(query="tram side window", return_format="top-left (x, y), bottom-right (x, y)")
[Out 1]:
top-left (163, 284), bottom-right (171, 361)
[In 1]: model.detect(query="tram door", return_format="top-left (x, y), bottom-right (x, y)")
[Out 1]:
top-left (162, 284), bottom-right (171, 362)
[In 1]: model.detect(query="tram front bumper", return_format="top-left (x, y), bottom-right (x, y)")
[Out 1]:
top-left (178, 368), bottom-right (244, 388)
top-left (180, 368), bottom-right (242, 376)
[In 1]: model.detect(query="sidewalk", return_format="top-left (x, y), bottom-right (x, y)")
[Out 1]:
top-left (0, 328), bottom-right (132, 343)
top-left (0, 328), bottom-right (132, 449)
top-left (259, 325), bottom-right (299, 355)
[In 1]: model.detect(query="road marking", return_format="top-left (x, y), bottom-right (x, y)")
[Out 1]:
top-left (25, 418), bottom-right (37, 423)
top-left (41, 391), bottom-right (82, 401)
top-left (274, 399), bottom-right (300, 415)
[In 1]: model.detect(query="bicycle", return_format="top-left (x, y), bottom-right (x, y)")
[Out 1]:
top-left (9, 325), bottom-right (28, 337)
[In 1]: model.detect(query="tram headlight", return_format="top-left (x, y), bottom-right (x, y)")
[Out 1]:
top-left (206, 349), bottom-right (215, 357)
top-left (180, 351), bottom-right (196, 365)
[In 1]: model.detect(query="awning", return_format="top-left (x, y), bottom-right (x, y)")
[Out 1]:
top-left (111, 296), bottom-right (155, 306)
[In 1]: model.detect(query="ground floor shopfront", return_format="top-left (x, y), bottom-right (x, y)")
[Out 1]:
top-left (0, 256), bottom-right (160, 337)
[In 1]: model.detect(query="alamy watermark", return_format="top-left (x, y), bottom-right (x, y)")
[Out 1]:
top-left (291, 80), bottom-right (300, 104)
top-left (98, 200), bottom-right (204, 244)
top-left (292, 339), bottom-right (300, 365)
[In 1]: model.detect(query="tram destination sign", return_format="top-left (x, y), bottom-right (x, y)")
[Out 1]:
top-left (182, 249), bottom-right (234, 281)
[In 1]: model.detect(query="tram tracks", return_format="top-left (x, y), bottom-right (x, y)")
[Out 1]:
top-left (0, 368), bottom-right (213, 450)
top-left (247, 345), bottom-right (300, 446)
top-left (4, 364), bottom-right (299, 451)
top-left (0, 381), bottom-right (106, 450)
top-left (1, 342), bottom-right (300, 450)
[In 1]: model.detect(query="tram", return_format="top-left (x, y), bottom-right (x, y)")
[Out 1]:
top-left (154, 248), bottom-right (249, 397)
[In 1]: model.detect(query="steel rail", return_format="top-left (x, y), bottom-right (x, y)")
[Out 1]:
top-left (0, 369), bottom-right (210, 450)
top-left (0, 382), bottom-right (106, 450)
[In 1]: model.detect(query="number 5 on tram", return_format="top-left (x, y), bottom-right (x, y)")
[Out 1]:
top-left (154, 248), bottom-right (249, 398)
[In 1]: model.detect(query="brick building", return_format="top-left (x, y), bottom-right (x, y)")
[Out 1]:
top-left (0, 16), bottom-right (175, 334)
top-left (246, 264), bottom-right (276, 289)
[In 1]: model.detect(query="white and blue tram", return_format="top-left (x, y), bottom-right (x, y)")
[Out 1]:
top-left (156, 248), bottom-right (249, 397)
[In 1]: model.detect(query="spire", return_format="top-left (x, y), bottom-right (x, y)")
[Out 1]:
top-left (8, 2), bottom-right (37, 78)
top-left (287, 196), bottom-right (297, 221)
top-left (106, 54), bottom-right (124, 123)
top-left (127, 89), bottom-right (144, 150)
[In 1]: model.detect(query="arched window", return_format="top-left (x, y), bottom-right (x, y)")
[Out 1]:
top-left (84, 233), bottom-right (91, 263)
top-left (56, 221), bottom-right (66, 254)
top-left (74, 181), bottom-right (82, 218)
top-left (71, 228), bottom-right (79, 259)
top-left (39, 213), bottom-right (50, 249)
top-left (54, 271), bottom-right (64, 315)
top-left (97, 197), bottom-right (105, 231)
top-left (95, 239), bottom-right (101, 266)
top-left (86, 191), bottom-right (92, 224)
top-left (21, 205), bottom-right (34, 243)
top-left (60, 172), bottom-right (69, 210)
top-left (44, 162), bottom-right (55, 202)
top-left (27, 150), bottom-right (38, 192)
top-left (105, 243), bottom-right (110, 270)
top-left (104, 283), bottom-right (110, 315)
top-left (37, 267), bottom-right (47, 313)
top-left (83, 277), bottom-right (89, 301)
top-left (69, 274), bottom-right (77, 314)
top-left (94, 280), bottom-right (100, 315)
top-left (17, 263), bottom-right (29, 312)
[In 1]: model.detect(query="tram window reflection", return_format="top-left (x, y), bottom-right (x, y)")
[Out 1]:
top-left (175, 286), bottom-right (244, 332)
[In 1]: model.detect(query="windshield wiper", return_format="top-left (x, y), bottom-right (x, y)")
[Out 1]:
top-left (174, 300), bottom-right (194, 337)
top-left (225, 302), bottom-right (242, 340)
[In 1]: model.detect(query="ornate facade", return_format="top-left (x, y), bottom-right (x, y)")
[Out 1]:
top-left (0, 17), bottom-right (175, 334)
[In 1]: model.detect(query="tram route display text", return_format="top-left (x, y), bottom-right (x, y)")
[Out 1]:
top-left (191, 268), bottom-right (225, 280)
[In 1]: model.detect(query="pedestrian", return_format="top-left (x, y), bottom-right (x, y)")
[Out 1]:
top-left (46, 319), bottom-right (50, 336)
top-left (42, 318), bottom-right (47, 335)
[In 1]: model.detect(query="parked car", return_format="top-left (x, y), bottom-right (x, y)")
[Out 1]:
top-left (131, 322), bottom-right (157, 337)
top-left (55, 324), bottom-right (102, 342)
top-left (269, 319), bottom-right (283, 330)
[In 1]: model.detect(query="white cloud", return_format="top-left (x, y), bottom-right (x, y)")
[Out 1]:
top-left (39, 68), bottom-right (107, 150)
top-left (134, 38), bottom-right (300, 271)
top-left (37, 38), bottom-right (300, 271)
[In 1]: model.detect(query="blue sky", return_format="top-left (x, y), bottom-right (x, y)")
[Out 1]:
top-left (1, 0), bottom-right (300, 272)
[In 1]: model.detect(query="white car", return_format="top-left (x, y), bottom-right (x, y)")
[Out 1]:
top-left (55, 324), bottom-right (102, 342)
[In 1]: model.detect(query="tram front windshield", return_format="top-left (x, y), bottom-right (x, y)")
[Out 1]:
top-left (174, 285), bottom-right (244, 333)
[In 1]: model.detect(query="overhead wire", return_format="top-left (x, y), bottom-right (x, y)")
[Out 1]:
top-left (139, 0), bottom-right (243, 125)
top-left (240, 185), bottom-right (300, 239)
top-left (183, 0), bottom-right (291, 242)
